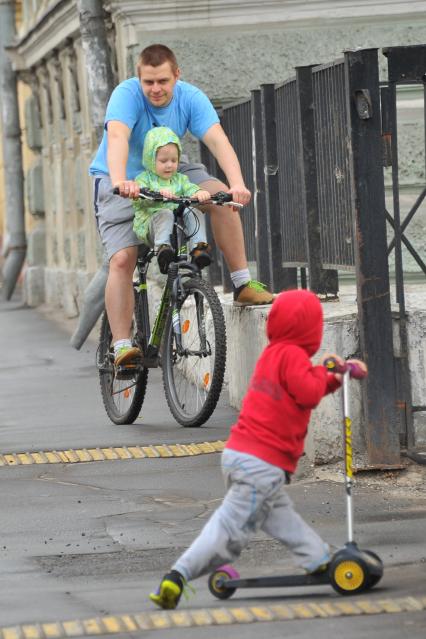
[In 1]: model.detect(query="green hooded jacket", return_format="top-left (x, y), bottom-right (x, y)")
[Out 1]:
top-left (133, 127), bottom-right (200, 243)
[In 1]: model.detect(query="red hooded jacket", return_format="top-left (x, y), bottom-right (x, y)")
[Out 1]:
top-left (226, 289), bottom-right (341, 472)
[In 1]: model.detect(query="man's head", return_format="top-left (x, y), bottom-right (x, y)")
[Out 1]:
top-left (137, 44), bottom-right (180, 107)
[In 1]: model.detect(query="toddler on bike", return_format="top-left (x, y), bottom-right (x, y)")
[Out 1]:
top-left (133, 126), bottom-right (212, 274)
top-left (149, 289), bottom-right (367, 609)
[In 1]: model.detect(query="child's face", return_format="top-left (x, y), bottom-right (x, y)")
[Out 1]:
top-left (155, 143), bottom-right (179, 179)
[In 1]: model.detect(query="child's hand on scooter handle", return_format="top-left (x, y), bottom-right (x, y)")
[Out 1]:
top-left (322, 355), bottom-right (368, 380)
top-left (321, 353), bottom-right (345, 382)
top-left (346, 359), bottom-right (368, 379)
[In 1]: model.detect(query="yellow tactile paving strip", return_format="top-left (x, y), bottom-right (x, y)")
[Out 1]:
top-left (0, 441), bottom-right (226, 467)
top-left (1, 596), bottom-right (425, 637)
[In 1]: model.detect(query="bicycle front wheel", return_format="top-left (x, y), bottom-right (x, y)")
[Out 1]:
top-left (162, 277), bottom-right (226, 427)
top-left (97, 294), bottom-right (148, 425)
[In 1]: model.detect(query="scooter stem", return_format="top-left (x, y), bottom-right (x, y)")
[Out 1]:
top-left (342, 371), bottom-right (354, 542)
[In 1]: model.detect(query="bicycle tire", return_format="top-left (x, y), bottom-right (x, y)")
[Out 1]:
top-left (162, 277), bottom-right (226, 427)
top-left (98, 292), bottom-right (149, 425)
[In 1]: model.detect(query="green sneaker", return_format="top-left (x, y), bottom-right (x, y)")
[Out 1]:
top-left (149, 571), bottom-right (184, 610)
top-left (114, 345), bottom-right (142, 367)
top-left (233, 280), bottom-right (274, 306)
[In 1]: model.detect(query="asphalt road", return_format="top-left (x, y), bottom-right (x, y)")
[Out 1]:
top-left (0, 297), bottom-right (425, 638)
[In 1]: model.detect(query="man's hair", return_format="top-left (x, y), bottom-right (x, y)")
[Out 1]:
top-left (137, 44), bottom-right (178, 75)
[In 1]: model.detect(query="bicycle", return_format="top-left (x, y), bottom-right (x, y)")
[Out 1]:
top-left (96, 188), bottom-right (240, 427)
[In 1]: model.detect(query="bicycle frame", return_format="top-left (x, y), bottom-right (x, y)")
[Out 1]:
top-left (134, 202), bottom-right (203, 367)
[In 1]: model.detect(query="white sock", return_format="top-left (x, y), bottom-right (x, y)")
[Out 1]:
top-left (230, 268), bottom-right (250, 289)
top-left (114, 338), bottom-right (132, 354)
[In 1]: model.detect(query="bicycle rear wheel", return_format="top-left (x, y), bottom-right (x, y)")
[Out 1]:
top-left (97, 294), bottom-right (148, 425)
top-left (162, 277), bottom-right (226, 427)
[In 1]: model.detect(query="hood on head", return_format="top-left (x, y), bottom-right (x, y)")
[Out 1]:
top-left (142, 126), bottom-right (182, 173)
top-left (266, 289), bottom-right (323, 355)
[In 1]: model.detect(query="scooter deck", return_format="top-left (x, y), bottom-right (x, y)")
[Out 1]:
top-left (223, 572), bottom-right (330, 590)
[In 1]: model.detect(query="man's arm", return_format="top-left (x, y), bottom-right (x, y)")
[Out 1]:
top-left (107, 121), bottom-right (140, 198)
top-left (202, 123), bottom-right (251, 205)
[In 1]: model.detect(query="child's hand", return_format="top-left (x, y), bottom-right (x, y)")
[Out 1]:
top-left (320, 353), bottom-right (345, 368)
top-left (321, 353), bottom-right (345, 382)
top-left (346, 359), bottom-right (368, 379)
top-left (159, 189), bottom-right (175, 199)
top-left (195, 190), bottom-right (211, 203)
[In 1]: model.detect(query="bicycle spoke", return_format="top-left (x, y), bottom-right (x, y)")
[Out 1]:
top-left (162, 278), bottom-right (226, 426)
top-left (98, 290), bottom-right (148, 425)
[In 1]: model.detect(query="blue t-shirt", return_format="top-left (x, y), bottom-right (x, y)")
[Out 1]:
top-left (89, 78), bottom-right (219, 179)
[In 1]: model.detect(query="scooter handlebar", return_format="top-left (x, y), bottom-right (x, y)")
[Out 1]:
top-left (323, 357), bottom-right (367, 380)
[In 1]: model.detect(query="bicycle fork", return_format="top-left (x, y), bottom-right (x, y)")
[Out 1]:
top-left (143, 264), bottom-right (178, 366)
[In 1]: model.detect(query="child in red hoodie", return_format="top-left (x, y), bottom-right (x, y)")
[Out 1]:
top-left (150, 289), bottom-right (367, 609)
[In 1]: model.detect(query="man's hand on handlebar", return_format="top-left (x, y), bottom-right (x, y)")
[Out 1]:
top-left (227, 183), bottom-right (251, 206)
top-left (113, 180), bottom-right (140, 199)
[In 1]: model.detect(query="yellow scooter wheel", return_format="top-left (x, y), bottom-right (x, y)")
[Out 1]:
top-left (331, 558), bottom-right (367, 595)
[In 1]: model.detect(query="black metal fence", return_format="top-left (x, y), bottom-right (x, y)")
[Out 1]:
top-left (200, 46), bottom-right (426, 468)
top-left (312, 60), bottom-right (354, 270)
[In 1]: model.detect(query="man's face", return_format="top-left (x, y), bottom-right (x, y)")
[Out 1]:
top-left (139, 62), bottom-right (180, 107)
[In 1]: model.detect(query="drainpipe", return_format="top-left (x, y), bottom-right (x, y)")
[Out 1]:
top-left (0, 0), bottom-right (26, 300)
top-left (70, 0), bottom-right (115, 349)
top-left (70, 254), bottom-right (109, 349)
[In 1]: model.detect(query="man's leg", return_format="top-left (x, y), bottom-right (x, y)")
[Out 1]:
top-left (105, 246), bottom-right (138, 343)
top-left (199, 179), bottom-right (247, 271)
top-left (200, 179), bottom-right (274, 305)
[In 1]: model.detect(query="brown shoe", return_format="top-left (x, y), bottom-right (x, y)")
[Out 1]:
top-left (114, 346), bottom-right (142, 367)
top-left (233, 280), bottom-right (274, 306)
top-left (191, 242), bottom-right (212, 269)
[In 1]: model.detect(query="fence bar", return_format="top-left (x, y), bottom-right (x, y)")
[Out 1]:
top-left (296, 66), bottom-right (338, 296)
top-left (346, 48), bottom-right (400, 466)
top-left (383, 47), bottom-right (416, 449)
top-left (261, 84), bottom-right (297, 291)
top-left (251, 89), bottom-right (271, 287)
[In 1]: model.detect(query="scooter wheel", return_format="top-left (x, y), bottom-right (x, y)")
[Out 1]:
top-left (330, 556), bottom-right (368, 595)
top-left (362, 550), bottom-right (384, 589)
top-left (208, 565), bottom-right (239, 600)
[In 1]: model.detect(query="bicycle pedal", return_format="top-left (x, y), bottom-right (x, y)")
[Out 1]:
top-left (115, 364), bottom-right (139, 380)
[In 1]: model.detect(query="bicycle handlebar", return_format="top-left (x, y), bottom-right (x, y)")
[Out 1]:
top-left (323, 357), bottom-right (367, 380)
top-left (112, 187), bottom-right (242, 207)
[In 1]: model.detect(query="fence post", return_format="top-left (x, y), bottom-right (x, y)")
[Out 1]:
top-left (345, 48), bottom-right (400, 466)
top-left (252, 85), bottom-right (297, 291)
top-left (296, 66), bottom-right (338, 296)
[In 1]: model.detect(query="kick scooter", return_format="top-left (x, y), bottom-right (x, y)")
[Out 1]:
top-left (208, 359), bottom-right (384, 599)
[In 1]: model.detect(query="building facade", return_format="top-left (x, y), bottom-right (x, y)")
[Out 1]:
top-left (1, 0), bottom-right (426, 313)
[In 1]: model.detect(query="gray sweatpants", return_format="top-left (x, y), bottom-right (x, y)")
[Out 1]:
top-left (147, 207), bottom-right (206, 251)
top-left (173, 449), bottom-right (330, 582)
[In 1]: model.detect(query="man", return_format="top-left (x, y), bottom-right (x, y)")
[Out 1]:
top-left (90, 44), bottom-right (273, 367)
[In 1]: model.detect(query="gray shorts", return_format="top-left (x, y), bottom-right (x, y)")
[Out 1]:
top-left (93, 160), bottom-right (220, 260)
